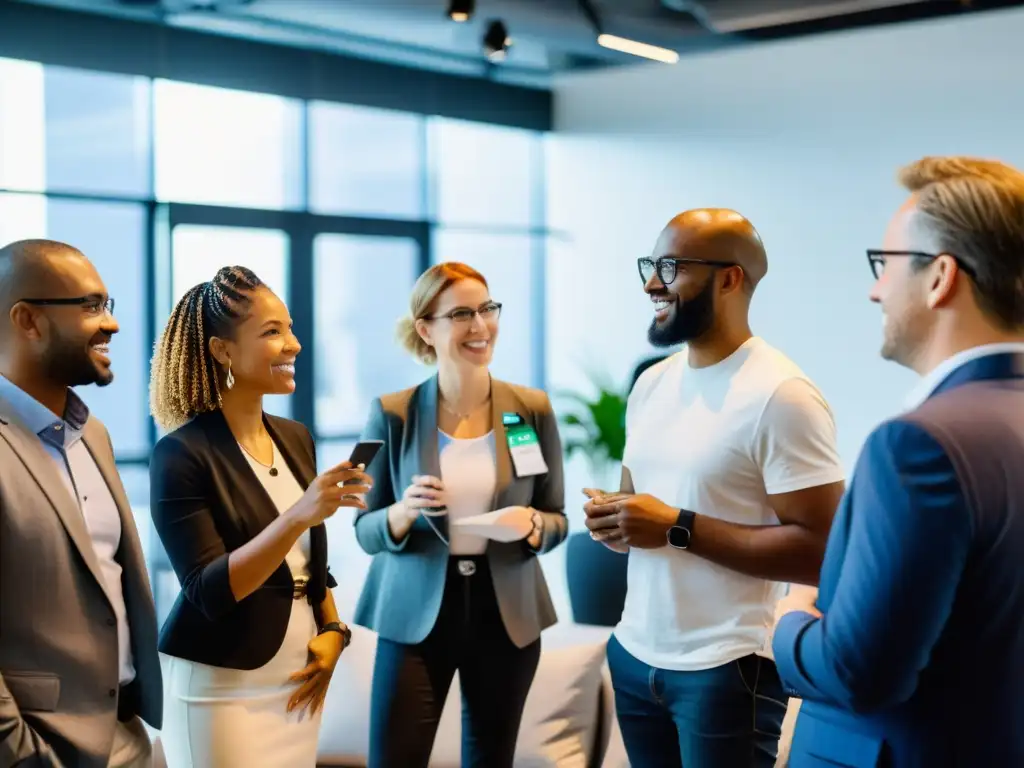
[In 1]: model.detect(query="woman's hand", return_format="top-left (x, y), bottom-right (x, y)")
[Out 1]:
top-left (286, 461), bottom-right (373, 529)
top-left (287, 629), bottom-right (346, 718)
top-left (401, 475), bottom-right (446, 518)
top-left (526, 508), bottom-right (543, 550)
top-left (386, 475), bottom-right (445, 542)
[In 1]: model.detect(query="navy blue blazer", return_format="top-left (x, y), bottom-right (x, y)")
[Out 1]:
top-left (773, 353), bottom-right (1024, 768)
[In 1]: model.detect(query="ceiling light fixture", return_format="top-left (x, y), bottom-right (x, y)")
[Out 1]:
top-left (447, 0), bottom-right (474, 23)
top-left (483, 20), bottom-right (511, 62)
top-left (597, 34), bottom-right (679, 64)
top-left (578, 0), bottom-right (678, 65)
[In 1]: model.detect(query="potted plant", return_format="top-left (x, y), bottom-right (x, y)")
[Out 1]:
top-left (556, 374), bottom-right (628, 493)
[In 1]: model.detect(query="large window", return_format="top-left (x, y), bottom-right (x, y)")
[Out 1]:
top-left (153, 81), bottom-right (303, 210)
top-left (313, 234), bottom-right (421, 435)
top-left (0, 58), bottom-right (45, 191)
top-left (0, 59), bottom-right (151, 196)
top-left (44, 67), bottom-right (151, 197)
top-left (0, 55), bottom-right (550, 619)
top-left (308, 103), bottom-right (425, 220)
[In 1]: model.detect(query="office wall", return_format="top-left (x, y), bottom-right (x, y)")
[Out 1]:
top-left (545, 7), bottom-right (1024, 492)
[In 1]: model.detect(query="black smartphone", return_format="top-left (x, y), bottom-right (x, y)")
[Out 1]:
top-left (348, 439), bottom-right (384, 468)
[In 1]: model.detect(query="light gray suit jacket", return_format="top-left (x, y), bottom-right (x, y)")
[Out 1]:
top-left (0, 394), bottom-right (162, 768)
top-left (353, 377), bottom-right (568, 649)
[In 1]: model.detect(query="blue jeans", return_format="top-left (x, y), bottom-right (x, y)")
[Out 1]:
top-left (607, 634), bottom-right (788, 768)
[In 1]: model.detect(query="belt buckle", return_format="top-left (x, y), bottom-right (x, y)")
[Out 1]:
top-left (457, 560), bottom-right (477, 576)
top-left (292, 576), bottom-right (309, 599)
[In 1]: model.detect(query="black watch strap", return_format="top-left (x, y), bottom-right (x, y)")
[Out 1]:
top-left (667, 508), bottom-right (696, 550)
top-left (320, 621), bottom-right (352, 648)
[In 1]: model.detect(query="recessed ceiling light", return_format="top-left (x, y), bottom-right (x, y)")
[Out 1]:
top-left (447, 0), bottom-right (475, 23)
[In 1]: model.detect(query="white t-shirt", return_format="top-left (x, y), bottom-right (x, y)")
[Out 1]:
top-left (438, 429), bottom-right (497, 555)
top-left (614, 336), bottom-right (844, 672)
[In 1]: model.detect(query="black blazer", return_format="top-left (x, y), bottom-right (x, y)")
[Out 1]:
top-left (149, 409), bottom-right (336, 670)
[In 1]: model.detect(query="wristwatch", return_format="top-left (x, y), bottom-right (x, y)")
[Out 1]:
top-left (320, 621), bottom-right (352, 649)
top-left (667, 509), bottom-right (696, 550)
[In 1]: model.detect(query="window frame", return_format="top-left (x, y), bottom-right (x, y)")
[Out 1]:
top-left (161, 202), bottom-right (431, 441)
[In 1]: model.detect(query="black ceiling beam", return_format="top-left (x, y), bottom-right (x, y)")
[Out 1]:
top-left (732, 0), bottom-right (1024, 43)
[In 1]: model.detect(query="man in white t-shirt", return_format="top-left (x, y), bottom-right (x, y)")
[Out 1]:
top-left (584, 208), bottom-right (846, 767)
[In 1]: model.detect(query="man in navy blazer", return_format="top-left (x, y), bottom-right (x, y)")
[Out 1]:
top-left (773, 156), bottom-right (1024, 767)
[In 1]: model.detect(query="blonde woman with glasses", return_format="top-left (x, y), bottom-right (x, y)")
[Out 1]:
top-left (353, 261), bottom-right (568, 768)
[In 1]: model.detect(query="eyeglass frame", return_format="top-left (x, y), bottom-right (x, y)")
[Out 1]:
top-left (16, 295), bottom-right (116, 316)
top-left (637, 257), bottom-right (739, 287)
top-left (866, 249), bottom-right (976, 281)
top-left (422, 301), bottom-right (502, 324)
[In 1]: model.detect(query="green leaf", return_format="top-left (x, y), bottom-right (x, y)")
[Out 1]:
top-left (553, 378), bottom-right (628, 464)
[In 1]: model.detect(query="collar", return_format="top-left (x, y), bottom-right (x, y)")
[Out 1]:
top-left (903, 342), bottom-right (1024, 411)
top-left (0, 375), bottom-right (90, 436)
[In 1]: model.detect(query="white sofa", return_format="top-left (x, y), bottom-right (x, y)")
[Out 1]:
top-left (314, 622), bottom-right (629, 768)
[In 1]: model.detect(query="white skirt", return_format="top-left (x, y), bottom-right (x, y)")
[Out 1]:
top-left (159, 599), bottom-right (322, 768)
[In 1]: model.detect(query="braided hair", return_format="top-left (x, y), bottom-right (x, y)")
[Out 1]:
top-left (149, 266), bottom-right (263, 431)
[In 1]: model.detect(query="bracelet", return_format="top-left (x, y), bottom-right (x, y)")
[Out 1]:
top-left (319, 621), bottom-right (352, 648)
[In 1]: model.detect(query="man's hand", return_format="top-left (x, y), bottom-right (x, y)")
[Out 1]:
top-left (582, 489), bottom-right (628, 552)
top-left (287, 629), bottom-right (345, 718)
top-left (774, 584), bottom-right (822, 624)
top-left (583, 489), bottom-right (678, 549)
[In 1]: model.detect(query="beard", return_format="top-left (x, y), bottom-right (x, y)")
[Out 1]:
top-left (40, 328), bottom-right (113, 388)
top-left (648, 275), bottom-right (716, 348)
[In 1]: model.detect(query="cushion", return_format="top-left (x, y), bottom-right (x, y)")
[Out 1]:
top-left (316, 623), bottom-right (610, 767)
top-left (430, 624), bottom-right (612, 767)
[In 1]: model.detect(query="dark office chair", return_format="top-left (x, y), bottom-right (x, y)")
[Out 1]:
top-left (565, 531), bottom-right (629, 626)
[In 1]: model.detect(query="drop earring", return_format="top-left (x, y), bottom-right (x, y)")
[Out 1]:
top-left (225, 361), bottom-right (235, 390)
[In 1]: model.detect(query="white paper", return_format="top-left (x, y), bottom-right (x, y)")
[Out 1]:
top-left (450, 506), bottom-right (533, 542)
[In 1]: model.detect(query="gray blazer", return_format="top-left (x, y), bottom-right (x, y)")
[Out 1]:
top-left (0, 395), bottom-right (162, 768)
top-left (353, 377), bottom-right (568, 649)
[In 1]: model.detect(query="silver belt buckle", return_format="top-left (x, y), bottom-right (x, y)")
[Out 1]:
top-left (457, 560), bottom-right (477, 576)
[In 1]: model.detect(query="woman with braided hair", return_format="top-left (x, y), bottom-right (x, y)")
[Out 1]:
top-left (148, 265), bottom-right (372, 767)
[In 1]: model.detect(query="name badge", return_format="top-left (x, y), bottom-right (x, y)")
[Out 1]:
top-left (505, 417), bottom-right (548, 478)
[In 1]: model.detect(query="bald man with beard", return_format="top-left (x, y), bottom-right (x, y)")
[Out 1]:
top-left (583, 210), bottom-right (845, 767)
top-left (0, 240), bottom-right (161, 768)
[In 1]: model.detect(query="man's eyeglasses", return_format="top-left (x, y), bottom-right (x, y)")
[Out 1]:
top-left (866, 249), bottom-right (975, 281)
top-left (425, 301), bottom-right (502, 324)
top-left (17, 295), bottom-right (115, 316)
top-left (638, 257), bottom-right (738, 286)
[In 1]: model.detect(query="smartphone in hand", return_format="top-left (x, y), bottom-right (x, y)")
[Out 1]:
top-left (348, 439), bottom-right (383, 468)
top-left (342, 440), bottom-right (383, 486)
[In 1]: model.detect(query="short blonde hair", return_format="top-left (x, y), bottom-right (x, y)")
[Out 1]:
top-left (397, 262), bottom-right (488, 365)
top-left (149, 266), bottom-right (264, 431)
top-left (899, 156), bottom-right (1024, 329)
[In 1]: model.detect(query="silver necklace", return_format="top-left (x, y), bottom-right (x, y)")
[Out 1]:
top-left (238, 440), bottom-right (279, 477)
